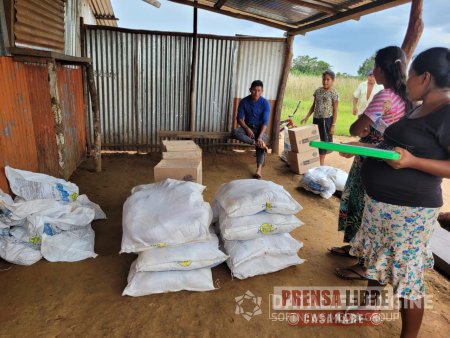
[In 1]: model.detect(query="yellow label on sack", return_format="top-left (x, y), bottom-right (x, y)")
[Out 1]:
top-left (29, 236), bottom-right (41, 244)
top-left (70, 192), bottom-right (79, 201)
top-left (259, 223), bottom-right (274, 235)
top-left (178, 260), bottom-right (192, 267)
top-left (155, 242), bottom-right (167, 248)
top-left (265, 202), bottom-right (272, 210)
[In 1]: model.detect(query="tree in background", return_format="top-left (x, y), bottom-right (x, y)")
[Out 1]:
top-left (357, 55), bottom-right (375, 78)
top-left (291, 55), bottom-right (331, 75)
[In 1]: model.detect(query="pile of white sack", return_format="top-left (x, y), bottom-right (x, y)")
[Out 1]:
top-left (213, 179), bottom-right (304, 279)
top-left (121, 179), bottom-right (228, 297)
top-left (298, 166), bottom-right (348, 199)
top-left (0, 166), bottom-right (106, 265)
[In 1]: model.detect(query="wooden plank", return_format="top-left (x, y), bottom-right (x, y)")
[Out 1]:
top-left (430, 226), bottom-right (450, 277)
top-left (289, 0), bottom-right (411, 35)
top-left (159, 131), bottom-right (232, 139)
top-left (8, 47), bottom-right (91, 64)
top-left (284, 0), bottom-right (338, 14)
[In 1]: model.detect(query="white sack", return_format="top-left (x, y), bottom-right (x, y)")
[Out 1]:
top-left (215, 179), bottom-right (302, 217)
top-left (219, 209), bottom-right (303, 241)
top-left (123, 261), bottom-right (215, 296)
top-left (74, 194), bottom-right (107, 220)
top-left (0, 236), bottom-right (42, 265)
top-left (224, 233), bottom-right (304, 279)
top-left (121, 179), bottom-right (212, 253)
top-left (40, 225), bottom-right (97, 262)
top-left (135, 234), bottom-right (227, 272)
top-left (5, 166), bottom-right (79, 202)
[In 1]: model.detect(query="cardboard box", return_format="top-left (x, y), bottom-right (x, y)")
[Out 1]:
top-left (154, 160), bottom-right (202, 184)
top-left (288, 125), bottom-right (320, 153)
top-left (287, 149), bottom-right (320, 174)
top-left (162, 150), bottom-right (202, 160)
top-left (162, 140), bottom-right (201, 152)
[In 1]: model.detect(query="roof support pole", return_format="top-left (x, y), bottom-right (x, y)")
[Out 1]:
top-left (189, 1), bottom-right (198, 132)
top-left (271, 34), bottom-right (294, 155)
top-left (401, 0), bottom-right (423, 64)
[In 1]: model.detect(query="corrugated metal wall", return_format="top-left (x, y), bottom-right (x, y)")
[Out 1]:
top-left (14, 0), bottom-right (66, 52)
top-left (84, 26), bottom-right (286, 151)
top-left (0, 57), bottom-right (86, 193)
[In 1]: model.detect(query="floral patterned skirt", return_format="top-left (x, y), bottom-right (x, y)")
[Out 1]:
top-left (350, 195), bottom-right (439, 300)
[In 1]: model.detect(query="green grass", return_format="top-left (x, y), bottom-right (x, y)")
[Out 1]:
top-left (282, 73), bottom-right (361, 136)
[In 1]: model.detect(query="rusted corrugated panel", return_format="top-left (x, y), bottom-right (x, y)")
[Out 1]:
top-left (57, 65), bottom-right (86, 179)
top-left (89, 0), bottom-right (118, 27)
top-left (14, 0), bottom-right (65, 52)
top-left (0, 57), bottom-right (39, 193)
top-left (23, 63), bottom-right (60, 178)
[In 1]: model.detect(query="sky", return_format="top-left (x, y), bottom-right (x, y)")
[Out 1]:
top-left (110, 0), bottom-right (450, 75)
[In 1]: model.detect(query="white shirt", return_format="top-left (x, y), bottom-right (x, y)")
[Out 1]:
top-left (353, 81), bottom-right (384, 115)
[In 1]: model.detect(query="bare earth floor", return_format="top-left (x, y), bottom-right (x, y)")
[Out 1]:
top-left (1, 136), bottom-right (449, 337)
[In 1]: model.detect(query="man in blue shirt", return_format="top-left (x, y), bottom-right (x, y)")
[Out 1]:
top-left (232, 80), bottom-right (270, 179)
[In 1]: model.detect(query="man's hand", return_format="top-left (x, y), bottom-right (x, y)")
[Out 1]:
top-left (385, 147), bottom-right (414, 169)
top-left (256, 138), bottom-right (265, 148)
top-left (245, 127), bottom-right (254, 139)
top-left (352, 107), bottom-right (358, 116)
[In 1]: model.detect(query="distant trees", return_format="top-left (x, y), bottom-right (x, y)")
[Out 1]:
top-left (291, 55), bottom-right (332, 75)
top-left (357, 55), bottom-right (375, 78)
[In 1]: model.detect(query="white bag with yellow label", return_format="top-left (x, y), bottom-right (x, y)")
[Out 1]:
top-left (134, 233), bottom-right (227, 272)
top-left (219, 209), bottom-right (303, 241)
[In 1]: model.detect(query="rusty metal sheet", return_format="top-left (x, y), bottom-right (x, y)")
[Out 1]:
top-left (14, 0), bottom-right (65, 52)
top-left (0, 57), bottom-right (39, 193)
top-left (23, 62), bottom-right (60, 178)
top-left (57, 65), bottom-right (86, 179)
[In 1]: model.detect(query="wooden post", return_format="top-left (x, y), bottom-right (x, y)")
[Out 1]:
top-left (189, 1), bottom-right (198, 131)
top-left (86, 63), bottom-right (102, 172)
top-left (47, 60), bottom-right (66, 178)
top-left (401, 0), bottom-right (423, 64)
top-left (271, 34), bottom-right (294, 155)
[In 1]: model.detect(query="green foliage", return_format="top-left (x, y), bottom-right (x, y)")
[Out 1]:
top-left (282, 73), bottom-right (361, 136)
top-left (357, 55), bottom-right (375, 78)
top-left (291, 55), bottom-right (332, 75)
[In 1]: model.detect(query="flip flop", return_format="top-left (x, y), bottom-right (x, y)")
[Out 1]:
top-left (253, 173), bottom-right (262, 179)
top-left (328, 245), bottom-right (354, 258)
top-left (335, 267), bottom-right (369, 280)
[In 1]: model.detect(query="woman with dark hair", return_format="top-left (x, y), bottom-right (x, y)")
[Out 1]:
top-left (330, 46), bottom-right (410, 279)
top-left (350, 47), bottom-right (450, 337)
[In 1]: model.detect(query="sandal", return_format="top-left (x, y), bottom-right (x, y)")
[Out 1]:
top-left (328, 245), bottom-right (355, 258)
top-left (335, 267), bottom-right (369, 280)
top-left (253, 173), bottom-right (262, 179)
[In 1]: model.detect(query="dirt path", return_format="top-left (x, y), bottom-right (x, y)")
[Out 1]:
top-left (1, 136), bottom-right (449, 337)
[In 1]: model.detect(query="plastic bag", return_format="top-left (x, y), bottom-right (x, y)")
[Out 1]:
top-left (215, 179), bottom-right (302, 217)
top-left (5, 166), bottom-right (79, 202)
top-left (0, 235), bottom-right (42, 265)
top-left (123, 261), bottom-right (215, 296)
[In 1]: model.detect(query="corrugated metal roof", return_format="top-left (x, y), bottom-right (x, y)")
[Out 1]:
top-left (89, 0), bottom-right (118, 27)
top-left (169, 0), bottom-right (411, 34)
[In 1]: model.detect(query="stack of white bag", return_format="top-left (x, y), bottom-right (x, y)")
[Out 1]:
top-left (0, 166), bottom-right (106, 265)
top-left (213, 179), bottom-right (305, 279)
top-left (121, 179), bottom-right (228, 297)
top-left (298, 166), bottom-right (348, 199)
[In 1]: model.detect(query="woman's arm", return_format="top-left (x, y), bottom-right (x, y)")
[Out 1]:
top-left (329, 100), bottom-right (338, 135)
top-left (386, 147), bottom-right (450, 178)
top-left (349, 114), bottom-right (372, 137)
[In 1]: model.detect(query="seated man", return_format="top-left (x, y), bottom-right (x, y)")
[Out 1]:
top-left (232, 80), bottom-right (270, 179)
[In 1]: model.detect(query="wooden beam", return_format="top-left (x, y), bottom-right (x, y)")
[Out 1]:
top-left (8, 47), bottom-right (91, 64)
top-left (271, 34), bottom-right (295, 155)
top-left (284, 0), bottom-right (338, 14)
top-left (168, 0), bottom-right (292, 31)
top-left (401, 0), bottom-right (423, 64)
top-left (0, 0), bottom-right (10, 54)
top-left (159, 131), bottom-right (232, 139)
top-left (289, 0), bottom-right (411, 35)
top-left (86, 63), bottom-right (102, 172)
top-left (214, 0), bottom-right (227, 10)
top-left (189, 3), bottom-right (198, 132)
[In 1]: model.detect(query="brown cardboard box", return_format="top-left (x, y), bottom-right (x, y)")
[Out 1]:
top-left (288, 125), bottom-right (320, 153)
top-left (162, 140), bottom-right (201, 152)
top-left (154, 160), bottom-right (202, 184)
top-left (287, 149), bottom-right (320, 174)
top-left (162, 150), bottom-right (202, 160)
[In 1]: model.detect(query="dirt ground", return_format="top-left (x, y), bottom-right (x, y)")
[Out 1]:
top-left (1, 136), bottom-right (450, 337)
